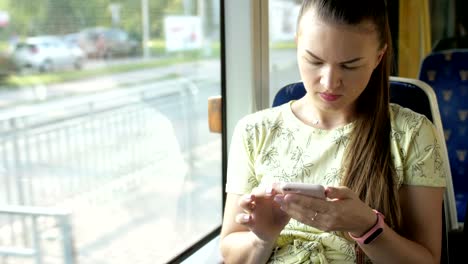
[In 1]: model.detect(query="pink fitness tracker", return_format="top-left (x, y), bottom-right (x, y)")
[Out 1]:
top-left (349, 209), bottom-right (385, 245)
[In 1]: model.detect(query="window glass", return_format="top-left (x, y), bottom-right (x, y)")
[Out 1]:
top-left (268, 0), bottom-right (301, 106)
top-left (0, 0), bottom-right (222, 263)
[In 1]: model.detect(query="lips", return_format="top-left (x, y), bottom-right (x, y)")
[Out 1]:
top-left (319, 92), bottom-right (341, 102)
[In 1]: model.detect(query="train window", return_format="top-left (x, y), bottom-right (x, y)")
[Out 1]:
top-left (268, 0), bottom-right (301, 106)
top-left (0, 1), bottom-right (222, 263)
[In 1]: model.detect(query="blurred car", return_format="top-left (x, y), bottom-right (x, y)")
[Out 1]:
top-left (77, 27), bottom-right (139, 59)
top-left (12, 36), bottom-right (85, 73)
top-left (101, 28), bottom-right (139, 58)
top-left (75, 27), bottom-right (106, 59)
top-left (63, 33), bottom-right (81, 47)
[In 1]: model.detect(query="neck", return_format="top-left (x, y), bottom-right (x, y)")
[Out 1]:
top-left (292, 98), bottom-right (356, 129)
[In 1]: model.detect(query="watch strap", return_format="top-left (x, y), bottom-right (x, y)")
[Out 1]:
top-left (349, 209), bottom-right (385, 245)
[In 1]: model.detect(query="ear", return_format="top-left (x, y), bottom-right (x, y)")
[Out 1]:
top-left (374, 44), bottom-right (388, 69)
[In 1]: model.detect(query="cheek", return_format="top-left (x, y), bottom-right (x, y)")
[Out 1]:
top-left (344, 66), bottom-right (374, 84)
top-left (344, 70), bottom-right (374, 95)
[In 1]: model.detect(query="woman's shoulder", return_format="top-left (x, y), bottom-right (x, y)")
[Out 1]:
top-left (389, 105), bottom-right (447, 187)
top-left (236, 103), bottom-right (289, 129)
top-left (389, 103), bottom-right (433, 131)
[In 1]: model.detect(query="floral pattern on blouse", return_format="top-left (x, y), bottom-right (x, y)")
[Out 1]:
top-left (226, 102), bottom-right (447, 263)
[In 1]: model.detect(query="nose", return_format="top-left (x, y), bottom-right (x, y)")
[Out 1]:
top-left (320, 66), bottom-right (342, 90)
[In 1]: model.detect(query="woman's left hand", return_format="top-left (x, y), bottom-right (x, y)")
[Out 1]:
top-left (274, 186), bottom-right (377, 236)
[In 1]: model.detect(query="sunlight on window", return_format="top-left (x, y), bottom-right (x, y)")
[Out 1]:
top-left (0, 1), bottom-right (222, 263)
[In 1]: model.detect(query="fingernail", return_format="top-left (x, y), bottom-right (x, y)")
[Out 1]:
top-left (274, 195), bottom-right (283, 204)
top-left (265, 187), bottom-right (272, 196)
top-left (243, 215), bottom-right (250, 221)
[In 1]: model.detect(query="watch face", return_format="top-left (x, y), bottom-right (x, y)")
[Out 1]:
top-left (363, 228), bottom-right (383, 244)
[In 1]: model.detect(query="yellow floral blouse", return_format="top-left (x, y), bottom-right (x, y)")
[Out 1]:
top-left (226, 101), bottom-right (447, 263)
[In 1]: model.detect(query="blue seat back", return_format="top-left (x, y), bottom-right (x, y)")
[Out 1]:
top-left (272, 82), bottom-right (308, 109)
top-left (272, 80), bottom-right (432, 122)
top-left (419, 50), bottom-right (468, 222)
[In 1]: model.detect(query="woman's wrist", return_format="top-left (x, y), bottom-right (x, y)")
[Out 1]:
top-left (349, 210), bottom-right (385, 245)
top-left (249, 231), bottom-right (277, 250)
top-left (349, 208), bottom-right (379, 237)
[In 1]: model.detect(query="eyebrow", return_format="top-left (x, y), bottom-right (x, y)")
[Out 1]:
top-left (305, 50), bottom-right (363, 64)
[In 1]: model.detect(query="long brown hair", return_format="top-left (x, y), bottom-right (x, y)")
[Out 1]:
top-left (297, 0), bottom-right (402, 231)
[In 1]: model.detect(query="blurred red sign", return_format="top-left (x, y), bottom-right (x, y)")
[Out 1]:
top-left (164, 16), bottom-right (202, 52)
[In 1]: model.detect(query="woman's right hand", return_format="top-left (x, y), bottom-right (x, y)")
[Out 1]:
top-left (235, 186), bottom-right (290, 243)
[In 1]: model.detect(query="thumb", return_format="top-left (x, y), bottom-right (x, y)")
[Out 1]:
top-left (325, 186), bottom-right (355, 200)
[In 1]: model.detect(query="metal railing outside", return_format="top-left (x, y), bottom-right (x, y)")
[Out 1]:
top-left (0, 206), bottom-right (73, 264)
top-left (0, 78), bottom-right (199, 263)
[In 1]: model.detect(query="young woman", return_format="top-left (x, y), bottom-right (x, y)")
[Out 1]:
top-left (220, 0), bottom-right (447, 263)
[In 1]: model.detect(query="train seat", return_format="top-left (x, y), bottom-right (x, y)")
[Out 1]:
top-left (419, 49), bottom-right (468, 223)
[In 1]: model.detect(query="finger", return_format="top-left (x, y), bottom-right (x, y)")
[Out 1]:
top-left (283, 193), bottom-right (327, 213)
top-left (285, 205), bottom-right (321, 228)
top-left (251, 186), bottom-right (266, 196)
top-left (280, 194), bottom-right (326, 225)
top-left (325, 186), bottom-right (355, 200)
top-left (235, 213), bottom-right (253, 226)
top-left (273, 194), bottom-right (284, 206)
top-left (238, 194), bottom-right (256, 212)
top-left (252, 185), bottom-right (279, 198)
top-left (271, 182), bottom-right (283, 194)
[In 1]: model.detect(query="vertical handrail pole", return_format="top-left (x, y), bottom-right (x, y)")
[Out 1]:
top-left (179, 79), bottom-right (199, 234)
top-left (31, 216), bottom-right (43, 264)
top-left (25, 136), bottom-right (35, 205)
top-left (10, 118), bottom-right (29, 246)
top-left (59, 214), bottom-right (75, 264)
top-left (11, 119), bottom-right (26, 206)
top-left (182, 80), bottom-right (199, 169)
top-left (2, 139), bottom-right (17, 245)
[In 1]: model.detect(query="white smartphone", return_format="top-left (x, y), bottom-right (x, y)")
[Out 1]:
top-left (280, 183), bottom-right (326, 199)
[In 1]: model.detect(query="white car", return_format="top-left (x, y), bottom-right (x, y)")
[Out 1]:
top-left (12, 36), bottom-right (85, 73)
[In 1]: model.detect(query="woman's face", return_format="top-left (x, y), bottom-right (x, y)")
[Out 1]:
top-left (296, 9), bottom-right (386, 114)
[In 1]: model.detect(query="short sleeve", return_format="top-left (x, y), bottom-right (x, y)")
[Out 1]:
top-left (402, 117), bottom-right (447, 187)
top-left (225, 118), bottom-right (258, 194)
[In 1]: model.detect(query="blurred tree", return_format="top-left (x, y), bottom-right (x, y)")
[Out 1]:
top-left (0, 0), bottom-right (188, 39)
top-left (40, 0), bottom-right (82, 34)
top-left (5, 0), bottom-right (41, 36)
top-left (5, 0), bottom-right (110, 36)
